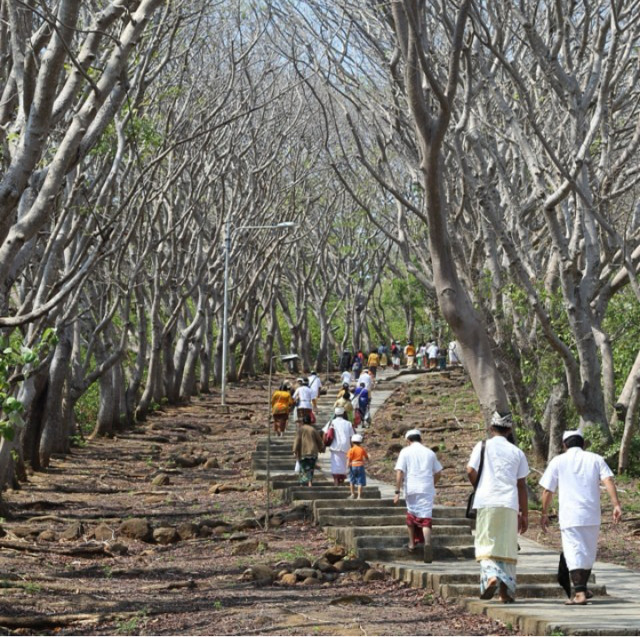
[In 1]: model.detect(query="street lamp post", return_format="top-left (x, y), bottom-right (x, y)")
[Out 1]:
top-left (220, 221), bottom-right (295, 406)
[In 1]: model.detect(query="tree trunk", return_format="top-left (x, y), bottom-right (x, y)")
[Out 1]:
top-left (619, 373), bottom-right (640, 473)
top-left (180, 322), bottom-right (203, 401)
top-left (543, 381), bottom-right (569, 462)
top-left (39, 326), bottom-right (72, 467)
top-left (392, 0), bottom-right (509, 421)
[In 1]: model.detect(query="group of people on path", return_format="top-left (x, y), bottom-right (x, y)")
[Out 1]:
top-left (291, 392), bottom-right (371, 499)
top-left (338, 338), bottom-right (462, 377)
top-left (277, 367), bottom-right (375, 495)
top-left (275, 367), bottom-right (623, 606)
top-left (270, 372), bottom-right (323, 437)
top-left (395, 411), bottom-right (622, 605)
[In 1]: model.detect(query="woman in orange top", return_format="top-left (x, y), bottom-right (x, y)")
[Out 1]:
top-left (367, 350), bottom-right (380, 377)
top-left (347, 434), bottom-right (369, 500)
top-left (271, 381), bottom-right (295, 436)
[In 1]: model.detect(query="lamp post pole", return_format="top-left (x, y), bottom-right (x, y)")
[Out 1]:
top-left (266, 355), bottom-right (274, 530)
top-left (221, 218), bottom-right (231, 406)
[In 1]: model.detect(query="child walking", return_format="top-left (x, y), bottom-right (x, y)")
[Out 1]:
top-left (347, 434), bottom-right (369, 500)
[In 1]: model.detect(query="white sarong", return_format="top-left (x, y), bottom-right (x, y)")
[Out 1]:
top-left (406, 492), bottom-right (434, 519)
top-left (330, 450), bottom-right (348, 476)
top-left (561, 525), bottom-right (599, 570)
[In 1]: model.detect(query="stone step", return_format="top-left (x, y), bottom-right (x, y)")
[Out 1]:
top-left (314, 504), bottom-right (467, 518)
top-left (252, 451), bottom-right (293, 458)
top-left (357, 546), bottom-right (475, 562)
top-left (312, 500), bottom-right (467, 517)
top-left (354, 534), bottom-right (473, 549)
top-left (318, 514), bottom-right (472, 527)
top-left (327, 525), bottom-right (471, 539)
top-left (439, 582), bottom-right (607, 600)
top-left (254, 472), bottom-right (297, 481)
top-left (252, 460), bottom-right (299, 470)
top-left (427, 571), bottom-right (596, 586)
top-left (255, 443), bottom-right (295, 451)
top-left (272, 479), bottom-right (331, 490)
top-left (286, 488), bottom-right (381, 503)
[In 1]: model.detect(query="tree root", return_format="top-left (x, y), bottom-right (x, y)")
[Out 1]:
top-left (0, 540), bottom-right (113, 558)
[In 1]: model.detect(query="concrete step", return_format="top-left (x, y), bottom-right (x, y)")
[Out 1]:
top-left (255, 444), bottom-right (295, 452)
top-left (254, 472), bottom-right (297, 481)
top-left (354, 534), bottom-right (473, 549)
top-left (439, 582), bottom-right (607, 600)
top-left (314, 504), bottom-right (468, 518)
top-left (312, 500), bottom-right (467, 516)
top-left (272, 478), bottom-right (331, 489)
top-left (357, 546), bottom-right (475, 562)
top-left (428, 571), bottom-right (597, 586)
top-left (318, 514), bottom-right (472, 527)
top-left (325, 525), bottom-right (471, 547)
top-left (326, 525), bottom-right (471, 538)
top-left (286, 487), bottom-right (381, 503)
top-left (252, 461), bottom-right (298, 470)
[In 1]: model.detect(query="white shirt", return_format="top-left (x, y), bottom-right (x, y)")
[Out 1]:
top-left (395, 443), bottom-right (443, 503)
top-left (468, 436), bottom-right (529, 512)
top-left (539, 447), bottom-right (614, 529)
top-left (293, 386), bottom-right (312, 410)
top-left (327, 416), bottom-right (353, 453)
top-left (427, 344), bottom-right (439, 359)
top-left (341, 371), bottom-right (352, 386)
top-left (359, 373), bottom-right (373, 392)
top-left (308, 374), bottom-right (322, 399)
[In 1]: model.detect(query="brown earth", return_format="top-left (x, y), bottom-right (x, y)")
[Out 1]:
top-left (367, 370), bottom-right (640, 572)
top-left (0, 376), bottom-right (518, 636)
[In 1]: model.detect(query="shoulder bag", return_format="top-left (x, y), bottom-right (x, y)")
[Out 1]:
top-left (323, 425), bottom-right (335, 446)
top-left (465, 440), bottom-right (486, 520)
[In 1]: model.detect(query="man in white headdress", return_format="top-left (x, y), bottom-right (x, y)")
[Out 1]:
top-left (467, 411), bottom-right (529, 603)
top-left (539, 430), bottom-right (622, 605)
top-left (394, 429), bottom-right (443, 562)
top-left (323, 407), bottom-right (354, 485)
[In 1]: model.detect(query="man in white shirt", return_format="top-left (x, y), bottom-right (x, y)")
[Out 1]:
top-left (539, 430), bottom-right (622, 606)
top-left (323, 407), bottom-right (355, 485)
top-left (393, 429), bottom-right (443, 562)
top-left (293, 378), bottom-right (313, 424)
top-left (308, 371), bottom-right (322, 412)
top-left (467, 412), bottom-right (529, 603)
top-left (359, 369), bottom-right (374, 393)
top-left (340, 369), bottom-right (352, 387)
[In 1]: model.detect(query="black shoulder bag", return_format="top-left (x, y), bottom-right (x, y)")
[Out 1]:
top-left (465, 440), bottom-right (486, 520)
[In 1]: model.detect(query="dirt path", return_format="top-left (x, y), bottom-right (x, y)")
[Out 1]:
top-left (0, 377), bottom-right (518, 635)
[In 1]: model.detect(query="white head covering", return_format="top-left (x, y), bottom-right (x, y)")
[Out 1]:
top-left (562, 430), bottom-right (583, 442)
top-left (351, 434), bottom-right (363, 443)
top-left (334, 406), bottom-right (345, 416)
top-left (491, 411), bottom-right (513, 428)
top-left (405, 428), bottom-right (421, 439)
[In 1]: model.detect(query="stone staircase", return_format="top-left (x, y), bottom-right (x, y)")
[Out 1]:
top-left (256, 375), bottom-right (608, 616)
top-left (315, 500), bottom-right (475, 561)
